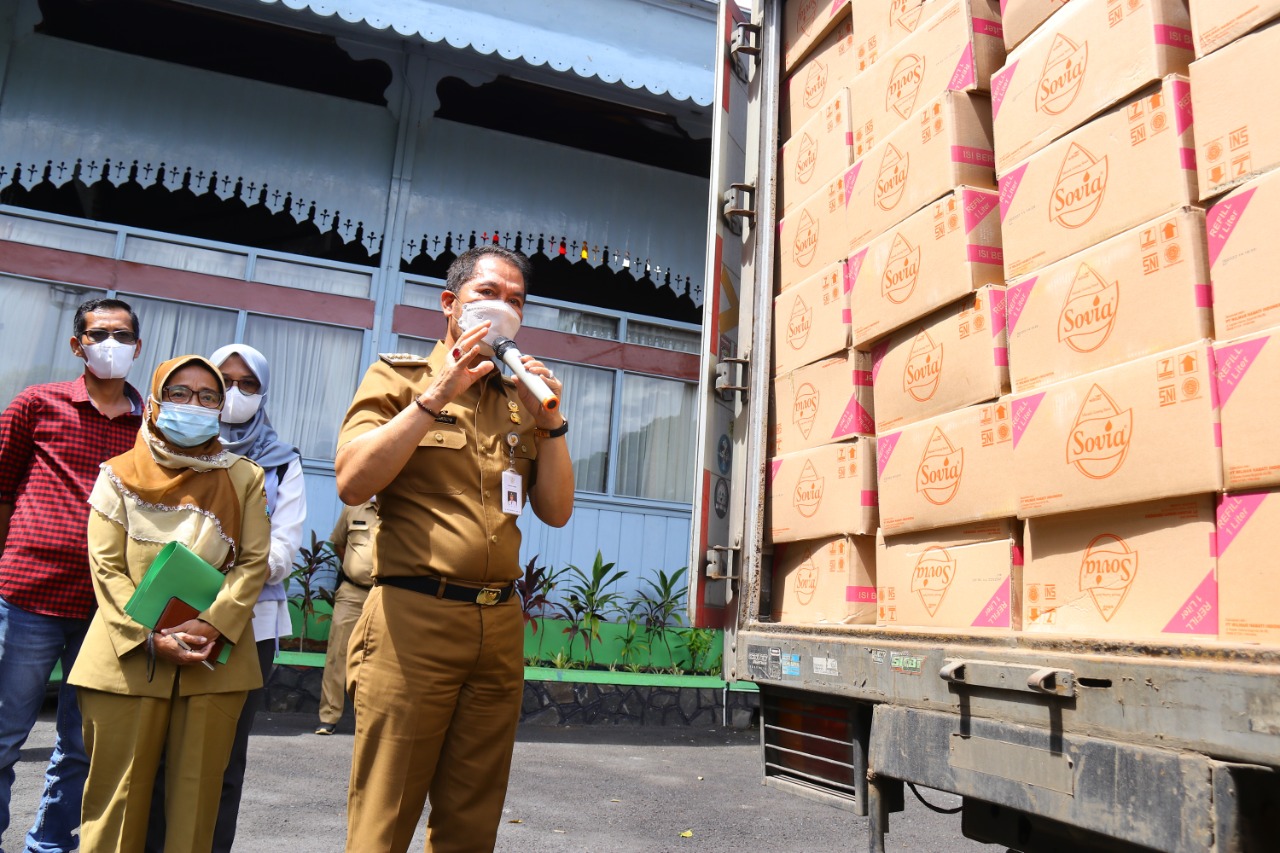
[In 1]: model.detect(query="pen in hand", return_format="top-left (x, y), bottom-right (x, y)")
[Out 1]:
top-left (171, 634), bottom-right (216, 670)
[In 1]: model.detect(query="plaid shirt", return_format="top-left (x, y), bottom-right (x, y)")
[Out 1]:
top-left (0, 376), bottom-right (143, 619)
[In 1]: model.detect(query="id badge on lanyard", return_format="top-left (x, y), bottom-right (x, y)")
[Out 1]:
top-left (503, 432), bottom-right (522, 516)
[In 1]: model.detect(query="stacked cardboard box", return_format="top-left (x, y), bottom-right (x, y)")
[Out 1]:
top-left (773, 535), bottom-right (877, 624)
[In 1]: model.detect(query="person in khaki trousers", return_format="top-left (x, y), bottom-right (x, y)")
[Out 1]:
top-left (314, 498), bottom-right (378, 735)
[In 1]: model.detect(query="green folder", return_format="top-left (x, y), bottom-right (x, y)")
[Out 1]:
top-left (124, 541), bottom-right (233, 665)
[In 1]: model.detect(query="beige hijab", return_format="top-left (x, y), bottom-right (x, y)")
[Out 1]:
top-left (91, 356), bottom-right (243, 569)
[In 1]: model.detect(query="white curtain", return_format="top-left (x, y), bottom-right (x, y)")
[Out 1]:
top-left (615, 374), bottom-right (696, 502)
top-left (123, 294), bottom-right (239, 392)
top-left (244, 315), bottom-right (364, 459)
top-left (626, 321), bottom-right (699, 353)
top-left (393, 335), bottom-right (437, 357)
top-left (122, 236), bottom-right (248, 279)
top-left (545, 360), bottom-right (614, 493)
top-left (0, 276), bottom-right (103, 405)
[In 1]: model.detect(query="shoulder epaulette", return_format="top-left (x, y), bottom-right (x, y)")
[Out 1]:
top-left (378, 352), bottom-right (431, 368)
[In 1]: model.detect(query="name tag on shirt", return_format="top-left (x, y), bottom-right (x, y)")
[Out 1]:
top-left (502, 469), bottom-right (523, 516)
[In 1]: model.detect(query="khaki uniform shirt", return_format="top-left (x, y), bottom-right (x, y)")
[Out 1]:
top-left (337, 343), bottom-right (538, 585)
top-left (69, 457), bottom-right (271, 698)
top-left (330, 500), bottom-right (379, 588)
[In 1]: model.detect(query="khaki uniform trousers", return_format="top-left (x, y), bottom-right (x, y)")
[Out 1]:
top-left (318, 581), bottom-right (371, 726)
top-left (345, 585), bottom-right (524, 853)
top-left (78, 685), bottom-right (246, 853)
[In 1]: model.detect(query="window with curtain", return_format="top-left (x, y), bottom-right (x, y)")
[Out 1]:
top-left (243, 314), bottom-right (364, 459)
top-left (122, 294), bottom-right (239, 392)
top-left (393, 335), bottom-right (437, 357)
top-left (615, 373), bottom-right (697, 502)
top-left (544, 359), bottom-right (613, 493)
top-left (0, 276), bottom-right (104, 405)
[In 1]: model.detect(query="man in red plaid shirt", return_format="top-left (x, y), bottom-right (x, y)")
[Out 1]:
top-left (0, 297), bottom-right (144, 853)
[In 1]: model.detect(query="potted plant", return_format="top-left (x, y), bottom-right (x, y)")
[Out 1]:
top-left (287, 531), bottom-right (339, 652)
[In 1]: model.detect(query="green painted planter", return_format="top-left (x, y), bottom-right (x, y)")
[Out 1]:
top-left (523, 617), bottom-right (722, 674)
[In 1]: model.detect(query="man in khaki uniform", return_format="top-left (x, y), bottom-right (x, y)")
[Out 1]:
top-left (335, 245), bottom-right (574, 853)
top-left (314, 498), bottom-right (379, 735)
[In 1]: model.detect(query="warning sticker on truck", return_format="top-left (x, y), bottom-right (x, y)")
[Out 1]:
top-left (746, 645), bottom-right (801, 680)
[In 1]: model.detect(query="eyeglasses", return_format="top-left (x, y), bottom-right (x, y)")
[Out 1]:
top-left (81, 329), bottom-right (138, 345)
top-left (222, 377), bottom-right (262, 395)
top-left (162, 385), bottom-right (223, 409)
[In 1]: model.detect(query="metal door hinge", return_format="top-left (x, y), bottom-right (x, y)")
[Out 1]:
top-left (715, 355), bottom-right (750, 402)
top-left (706, 544), bottom-right (739, 580)
top-left (729, 21), bottom-right (761, 84)
top-left (721, 182), bottom-right (755, 235)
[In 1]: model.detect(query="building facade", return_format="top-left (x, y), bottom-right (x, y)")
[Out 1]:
top-left (0, 0), bottom-right (716, 597)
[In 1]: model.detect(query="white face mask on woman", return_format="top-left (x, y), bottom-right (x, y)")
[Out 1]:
top-left (83, 339), bottom-right (137, 380)
top-left (220, 386), bottom-right (263, 424)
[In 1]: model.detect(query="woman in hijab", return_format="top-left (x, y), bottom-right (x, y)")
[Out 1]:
top-left (69, 356), bottom-right (269, 853)
top-left (205, 343), bottom-right (306, 852)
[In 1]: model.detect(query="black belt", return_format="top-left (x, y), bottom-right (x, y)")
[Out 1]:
top-left (377, 575), bottom-right (515, 606)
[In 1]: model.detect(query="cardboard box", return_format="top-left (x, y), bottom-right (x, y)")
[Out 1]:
top-left (1023, 495), bottom-right (1217, 639)
top-left (876, 519), bottom-right (1020, 630)
top-left (784, 17), bottom-right (856, 139)
top-left (848, 186), bottom-right (1003, 348)
top-left (780, 89), bottom-right (854, 216)
top-left (772, 535), bottom-right (877, 625)
top-left (774, 261), bottom-right (848, 374)
top-left (1217, 490), bottom-right (1280, 643)
top-left (1011, 341), bottom-right (1221, 518)
top-left (871, 284), bottom-right (1009, 432)
top-left (1192, 0), bottom-right (1280, 57)
top-left (877, 399), bottom-right (1016, 533)
top-left (773, 350), bottom-right (875, 455)
top-left (843, 91), bottom-right (995, 253)
top-left (768, 440), bottom-right (878, 543)
top-left (1000, 0), bottom-right (1072, 52)
top-left (845, 0), bottom-right (1005, 154)
top-left (1006, 206), bottom-right (1212, 393)
top-left (850, 0), bottom-right (948, 79)
top-left (1215, 327), bottom-right (1280, 490)
top-left (784, 0), bottom-right (852, 73)
top-left (1206, 169), bottom-right (1280, 339)
top-left (999, 75), bottom-right (1196, 279)
top-left (778, 166), bottom-right (857, 291)
top-left (1192, 22), bottom-right (1280, 199)
top-left (991, 0), bottom-right (1193, 176)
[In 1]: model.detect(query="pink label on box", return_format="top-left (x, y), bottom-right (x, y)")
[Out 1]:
top-left (1206, 188), bottom-right (1255, 268)
top-left (830, 0), bottom-right (843, 14)
top-left (877, 431), bottom-right (901, 477)
top-left (953, 146), bottom-right (995, 167)
top-left (842, 308), bottom-right (852, 323)
top-left (1012, 543), bottom-right (1024, 567)
top-left (1006, 278), bottom-right (1035, 333)
top-left (1154, 25), bottom-right (1193, 50)
top-left (999, 163), bottom-right (1028, 222)
top-left (990, 288), bottom-right (1007, 336)
top-left (835, 396), bottom-right (873, 436)
top-left (1173, 79), bottom-right (1193, 135)
top-left (847, 246), bottom-right (868, 289)
top-left (1000, 0), bottom-right (1009, 13)
top-left (1209, 531), bottom-right (1218, 559)
top-left (1214, 336), bottom-right (1269, 408)
top-left (854, 369), bottom-right (873, 387)
top-left (842, 260), bottom-right (854, 293)
top-left (1162, 569), bottom-right (1217, 635)
top-left (1194, 284), bottom-right (1212, 309)
top-left (967, 245), bottom-right (1004, 265)
top-left (1011, 393), bottom-right (1045, 449)
top-left (994, 346), bottom-right (1009, 367)
top-left (847, 585), bottom-right (877, 603)
top-left (871, 339), bottom-right (889, 381)
top-left (949, 42), bottom-right (976, 91)
top-left (972, 576), bottom-right (1012, 628)
top-left (862, 489), bottom-right (877, 507)
top-left (963, 190), bottom-right (998, 233)
top-left (846, 131), bottom-right (854, 145)
top-left (990, 61), bottom-right (1017, 120)
top-left (1214, 422), bottom-right (1222, 449)
top-left (974, 17), bottom-right (1003, 39)
top-left (844, 162), bottom-right (863, 206)
top-left (769, 459), bottom-right (783, 485)
top-left (1217, 491), bottom-right (1268, 556)
top-left (1180, 147), bottom-right (1196, 170)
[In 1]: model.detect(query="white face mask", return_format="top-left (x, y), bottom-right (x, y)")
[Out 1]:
top-left (82, 339), bottom-right (136, 380)
top-left (220, 386), bottom-right (263, 424)
top-left (457, 299), bottom-right (521, 347)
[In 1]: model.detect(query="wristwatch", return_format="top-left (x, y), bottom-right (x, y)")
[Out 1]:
top-left (535, 418), bottom-right (569, 439)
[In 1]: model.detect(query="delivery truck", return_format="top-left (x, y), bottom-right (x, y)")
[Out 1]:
top-left (688, 1), bottom-right (1280, 850)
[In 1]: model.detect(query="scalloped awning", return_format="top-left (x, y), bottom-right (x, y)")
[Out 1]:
top-left (251, 0), bottom-right (716, 106)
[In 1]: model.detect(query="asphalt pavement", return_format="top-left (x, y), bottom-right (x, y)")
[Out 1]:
top-left (5, 704), bottom-right (1003, 852)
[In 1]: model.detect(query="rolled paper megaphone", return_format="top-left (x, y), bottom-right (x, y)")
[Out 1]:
top-left (493, 336), bottom-right (559, 411)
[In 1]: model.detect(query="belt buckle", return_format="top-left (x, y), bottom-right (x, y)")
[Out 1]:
top-left (475, 587), bottom-right (502, 606)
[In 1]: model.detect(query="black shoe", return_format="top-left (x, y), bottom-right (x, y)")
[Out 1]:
top-left (314, 723), bottom-right (336, 735)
